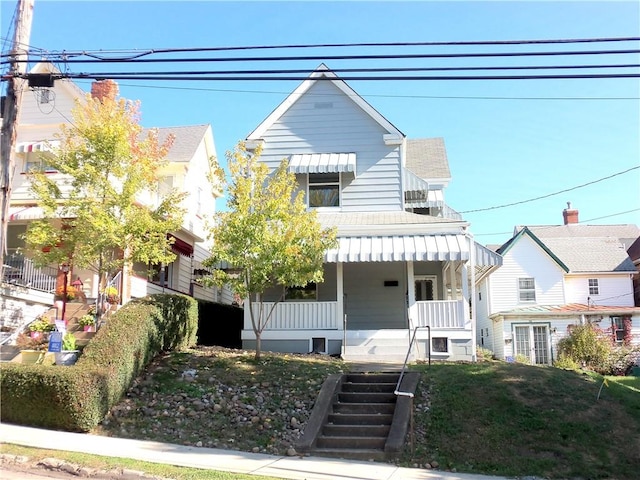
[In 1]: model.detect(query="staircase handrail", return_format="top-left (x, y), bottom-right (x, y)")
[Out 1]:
top-left (394, 325), bottom-right (430, 398)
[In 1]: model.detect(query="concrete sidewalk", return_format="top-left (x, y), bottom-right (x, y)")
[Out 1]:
top-left (0, 423), bottom-right (514, 480)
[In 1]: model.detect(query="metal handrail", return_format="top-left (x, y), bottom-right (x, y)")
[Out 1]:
top-left (394, 325), bottom-right (431, 398)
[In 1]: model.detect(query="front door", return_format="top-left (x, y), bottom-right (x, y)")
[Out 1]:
top-left (415, 276), bottom-right (437, 301)
top-left (514, 324), bottom-right (550, 365)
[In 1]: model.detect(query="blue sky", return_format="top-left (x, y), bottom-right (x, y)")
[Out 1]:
top-left (2, 1), bottom-right (639, 246)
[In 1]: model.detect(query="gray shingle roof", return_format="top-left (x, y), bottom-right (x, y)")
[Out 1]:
top-left (405, 138), bottom-right (451, 180)
top-left (522, 224), bottom-right (640, 248)
top-left (540, 237), bottom-right (636, 272)
top-left (511, 224), bottom-right (640, 273)
top-left (150, 124), bottom-right (210, 163)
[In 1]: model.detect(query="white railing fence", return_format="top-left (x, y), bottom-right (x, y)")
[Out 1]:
top-left (249, 301), bottom-right (339, 330)
top-left (2, 254), bottom-right (57, 293)
top-left (414, 300), bottom-right (465, 328)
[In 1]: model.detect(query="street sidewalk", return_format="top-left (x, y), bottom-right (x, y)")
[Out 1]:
top-left (0, 423), bottom-right (514, 480)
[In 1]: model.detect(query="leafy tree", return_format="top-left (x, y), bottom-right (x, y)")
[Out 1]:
top-left (24, 93), bottom-right (185, 308)
top-left (557, 323), bottom-right (612, 369)
top-left (203, 142), bottom-right (337, 359)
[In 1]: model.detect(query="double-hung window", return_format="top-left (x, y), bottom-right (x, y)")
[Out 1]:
top-left (518, 277), bottom-right (536, 302)
top-left (308, 173), bottom-right (340, 208)
top-left (588, 278), bottom-right (599, 295)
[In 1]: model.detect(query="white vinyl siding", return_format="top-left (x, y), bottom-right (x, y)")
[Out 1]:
top-left (564, 274), bottom-right (635, 306)
top-left (255, 80), bottom-right (402, 212)
top-left (488, 235), bottom-right (565, 313)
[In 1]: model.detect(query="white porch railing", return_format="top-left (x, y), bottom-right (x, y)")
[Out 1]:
top-left (250, 301), bottom-right (339, 330)
top-left (414, 300), bottom-right (465, 328)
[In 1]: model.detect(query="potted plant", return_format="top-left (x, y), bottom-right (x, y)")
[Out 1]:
top-left (104, 286), bottom-right (119, 305)
top-left (15, 332), bottom-right (49, 364)
top-left (54, 284), bottom-right (77, 302)
top-left (28, 315), bottom-right (55, 339)
top-left (78, 313), bottom-right (96, 332)
top-left (55, 333), bottom-right (79, 366)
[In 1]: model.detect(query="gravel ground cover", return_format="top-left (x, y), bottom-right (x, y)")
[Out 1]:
top-left (93, 346), bottom-right (351, 457)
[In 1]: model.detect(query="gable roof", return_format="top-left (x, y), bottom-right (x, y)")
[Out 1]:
top-left (405, 138), bottom-right (451, 181)
top-left (153, 124), bottom-right (211, 163)
top-left (520, 224), bottom-right (640, 248)
top-left (246, 64), bottom-right (404, 141)
top-left (502, 225), bottom-right (638, 274)
top-left (498, 227), bottom-right (570, 272)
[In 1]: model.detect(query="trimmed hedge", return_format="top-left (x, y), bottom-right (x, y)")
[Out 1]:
top-left (0, 294), bottom-right (198, 432)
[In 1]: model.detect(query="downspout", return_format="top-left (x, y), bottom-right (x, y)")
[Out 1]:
top-left (468, 233), bottom-right (477, 362)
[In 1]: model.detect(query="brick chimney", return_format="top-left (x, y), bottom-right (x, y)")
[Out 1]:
top-left (563, 202), bottom-right (579, 225)
top-left (91, 79), bottom-right (119, 102)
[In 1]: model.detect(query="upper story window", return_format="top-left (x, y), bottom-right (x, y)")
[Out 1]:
top-left (518, 277), bottom-right (536, 302)
top-left (23, 152), bottom-right (56, 173)
top-left (588, 278), bottom-right (599, 295)
top-left (308, 173), bottom-right (340, 208)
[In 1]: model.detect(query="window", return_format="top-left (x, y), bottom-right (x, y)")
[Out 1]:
top-left (611, 317), bottom-right (625, 344)
top-left (415, 276), bottom-right (437, 301)
top-left (311, 337), bottom-right (326, 354)
top-left (308, 173), bottom-right (339, 207)
top-left (24, 152), bottom-right (56, 173)
top-left (286, 283), bottom-right (317, 301)
top-left (157, 176), bottom-right (174, 202)
top-left (588, 278), bottom-right (599, 295)
top-left (518, 278), bottom-right (536, 302)
top-left (149, 262), bottom-right (173, 287)
top-left (432, 337), bottom-right (448, 353)
top-left (39, 89), bottom-right (50, 104)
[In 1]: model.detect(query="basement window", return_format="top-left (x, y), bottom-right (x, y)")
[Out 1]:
top-left (432, 337), bottom-right (449, 354)
top-left (311, 337), bottom-right (327, 354)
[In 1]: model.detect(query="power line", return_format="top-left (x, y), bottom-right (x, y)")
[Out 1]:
top-left (73, 79), bottom-right (640, 101)
top-left (16, 73), bottom-right (640, 82)
top-left (460, 166), bottom-right (640, 214)
top-left (58, 63), bottom-right (640, 77)
top-left (3, 35), bottom-right (638, 60)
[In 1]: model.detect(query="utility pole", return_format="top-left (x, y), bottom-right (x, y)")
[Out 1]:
top-left (0, 0), bottom-right (34, 281)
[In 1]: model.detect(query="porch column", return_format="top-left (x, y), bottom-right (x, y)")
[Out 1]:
top-left (407, 260), bottom-right (416, 329)
top-left (461, 259), bottom-right (470, 324)
top-left (336, 262), bottom-right (344, 331)
top-left (450, 262), bottom-right (458, 300)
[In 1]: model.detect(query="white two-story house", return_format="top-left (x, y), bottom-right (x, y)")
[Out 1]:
top-left (1, 62), bottom-right (227, 334)
top-left (477, 204), bottom-right (640, 364)
top-left (240, 65), bottom-right (502, 362)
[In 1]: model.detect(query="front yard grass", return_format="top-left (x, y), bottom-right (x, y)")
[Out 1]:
top-left (407, 362), bottom-right (640, 479)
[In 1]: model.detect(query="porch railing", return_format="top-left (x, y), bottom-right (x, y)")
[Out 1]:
top-left (250, 301), bottom-right (339, 330)
top-left (414, 300), bottom-right (465, 329)
top-left (1, 254), bottom-right (57, 293)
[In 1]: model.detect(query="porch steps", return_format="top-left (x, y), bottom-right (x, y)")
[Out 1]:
top-left (297, 371), bottom-right (420, 461)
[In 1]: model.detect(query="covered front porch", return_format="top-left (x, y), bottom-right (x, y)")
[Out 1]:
top-left (242, 234), bottom-right (501, 361)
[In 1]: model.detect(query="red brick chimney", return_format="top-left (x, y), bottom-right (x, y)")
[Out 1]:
top-left (91, 79), bottom-right (119, 102)
top-left (563, 202), bottom-right (579, 225)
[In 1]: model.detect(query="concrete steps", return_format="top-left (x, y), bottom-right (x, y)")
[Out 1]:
top-left (297, 371), bottom-right (420, 461)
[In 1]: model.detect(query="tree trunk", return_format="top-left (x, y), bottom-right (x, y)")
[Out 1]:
top-left (254, 330), bottom-right (262, 360)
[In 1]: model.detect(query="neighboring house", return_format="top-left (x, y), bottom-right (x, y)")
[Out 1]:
top-left (240, 64), bottom-right (502, 362)
top-left (477, 204), bottom-right (640, 364)
top-left (1, 62), bottom-right (225, 336)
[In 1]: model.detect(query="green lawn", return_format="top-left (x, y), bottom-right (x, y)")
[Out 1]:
top-left (405, 362), bottom-right (640, 479)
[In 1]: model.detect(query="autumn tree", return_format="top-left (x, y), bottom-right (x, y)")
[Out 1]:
top-left (203, 142), bottom-right (337, 359)
top-left (24, 92), bottom-right (185, 307)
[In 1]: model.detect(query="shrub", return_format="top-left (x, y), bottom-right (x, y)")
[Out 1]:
top-left (28, 316), bottom-right (55, 333)
top-left (599, 345), bottom-right (640, 376)
top-left (554, 353), bottom-right (580, 371)
top-left (476, 345), bottom-right (494, 361)
top-left (557, 323), bottom-right (612, 369)
top-left (515, 354), bottom-right (530, 365)
top-left (0, 293), bottom-right (198, 432)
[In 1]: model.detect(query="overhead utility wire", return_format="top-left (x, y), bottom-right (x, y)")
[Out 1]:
top-left (38, 73), bottom-right (640, 81)
top-left (4, 48), bottom-right (640, 66)
top-left (77, 80), bottom-right (639, 100)
top-left (3, 36), bottom-right (637, 60)
top-left (460, 166), bottom-right (640, 214)
top-left (69, 64), bottom-right (640, 77)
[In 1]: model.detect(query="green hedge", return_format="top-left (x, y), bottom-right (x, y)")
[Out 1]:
top-left (0, 293), bottom-right (198, 432)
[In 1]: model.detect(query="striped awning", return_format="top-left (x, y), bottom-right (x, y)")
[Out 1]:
top-left (289, 153), bottom-right (356, 174)
top-left (9, 206), bottom-right (48, 220)
top-left (15, 141), bottom-right (60, 153)
top-left (324, 234), bottom-right (502, 266)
